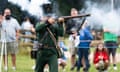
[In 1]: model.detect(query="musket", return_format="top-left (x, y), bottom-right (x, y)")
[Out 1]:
top-left (60, 13), bottom-right (91, 19)
top-left (62, 13), bottom-right (91, 34)
top-left (20, 29), bottom-right (35, 34)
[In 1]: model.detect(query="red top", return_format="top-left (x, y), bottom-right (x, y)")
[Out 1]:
top-left (93, 51), bottom-right (109, 64)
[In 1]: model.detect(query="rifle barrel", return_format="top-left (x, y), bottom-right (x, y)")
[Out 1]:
top-left (61, 14), bottom-right (91, 19)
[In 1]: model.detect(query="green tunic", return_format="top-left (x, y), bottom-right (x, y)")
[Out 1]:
top-left (35, 22), bottom-right (64, 72)
top-left (36, 22), bottom-right (64, 46)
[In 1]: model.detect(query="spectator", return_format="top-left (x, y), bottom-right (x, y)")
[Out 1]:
top-left (68, 28), bottom-right (80, 70)
top-left (103, 25), bottom-right (118, 70)
top-left (0, 8), bottom-right (21, 71)
top-left (66, 8), bottom-right (83, 71)
top-left (21, 16), bottom-right (35, 42)
top-left (66, 8), bottom-right (84, 34)
top-left (58, 40), bottom-right (68, 72)
top-left (77, 21), bottom-right (93, 72)
top-left (93, 43), bottom-right (109, 72)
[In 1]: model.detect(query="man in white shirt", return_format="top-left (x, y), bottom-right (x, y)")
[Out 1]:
top-left (1, 8), bottom-right (21, 71)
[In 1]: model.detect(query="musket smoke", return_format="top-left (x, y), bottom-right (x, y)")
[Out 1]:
top-left (84, 0), bottom-right (120, 35)
top-left (8, 0), bottom-right (50, 17)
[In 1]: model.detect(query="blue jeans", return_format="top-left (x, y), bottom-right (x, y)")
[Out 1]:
top-left (77, 48), bottom-right (90, 71)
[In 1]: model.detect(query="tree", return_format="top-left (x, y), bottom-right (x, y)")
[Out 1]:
top-left (0, 0), bottom-right (7, 12)
top-left (52, 0), bottom-right (85, 15)
top-left (5, 2), bottom-right (37, 25)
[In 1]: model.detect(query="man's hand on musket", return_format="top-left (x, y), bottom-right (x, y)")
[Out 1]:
top-left (58, 17), bottom-right (64, 24)
top-left (48, 17), bottom-right (55, 25)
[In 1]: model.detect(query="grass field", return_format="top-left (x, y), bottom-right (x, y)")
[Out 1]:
top-left (0, 42), bottom-right (120, 72)
top-left (1, 51), bottom-right (120, 72)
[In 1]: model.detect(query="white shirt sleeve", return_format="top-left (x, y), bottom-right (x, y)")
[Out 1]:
top-left (74, 36), bottom-right (80, 47)
top-left (68, 35), bottom-right (72, 41)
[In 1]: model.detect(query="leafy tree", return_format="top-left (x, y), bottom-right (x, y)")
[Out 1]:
top-left (3, 1), bottom-right (37, 25)
top-left (0, 0), bottom-right (7, 12)
top-left (5, 2), bottom-right (24, 24)
top-left (52, 0), bottom-right (85, 15)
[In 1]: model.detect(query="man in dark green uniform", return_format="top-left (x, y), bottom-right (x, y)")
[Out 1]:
top-left (35, 16), bottom-right (64, 72)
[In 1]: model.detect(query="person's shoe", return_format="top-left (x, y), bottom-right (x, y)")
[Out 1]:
top-left (63, 68), bottom-right (66, 72)
top-left (83, 68), bottom-right (89, 72)
top-left (12, 66), bottom-right (16, 71)
top-left (83, 70), bottom-right (89, 72)
top-left (70, 63), bottom-right (77, 71)
top-left (76, 70), bottom-right (80, 72)
top-left (97, 70), bottom-right (100, 72)
top-left (4, 66), bottom-right (8, 71)
top-left (32, 65), bottom-right (35, 70)
top-left (113, 66), bottom-right (117, 70)
top-left (107, 66), bottom-right (110, 70)
top-left (104, 70), bottom-right (108, 72)
top-left (70, 66), bottom-right (75, 71)
top-left (44, 68), bottom-right (49, 72)
top-left (97, 69), bottom-right (104, 72)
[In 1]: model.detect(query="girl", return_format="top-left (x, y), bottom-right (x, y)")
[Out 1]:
top-left (93, 43), bottom-right (109, 72)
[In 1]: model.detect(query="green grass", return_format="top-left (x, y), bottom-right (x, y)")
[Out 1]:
top-left (1, 54), bottom-right (35, 72)
top-left (1, 53), bottom-right (120, 72)
top-left (63, 59), bottom-right (120, 72)
top-left (1, 45), bottom-right (120, 72)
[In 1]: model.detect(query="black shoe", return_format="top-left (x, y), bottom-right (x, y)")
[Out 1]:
top-left (97, 69), bottom-right (104, 72)
top-left (84, 70), bottom-right (88, 72)
top-left (70, 66), bottom-right (75, 71)
top-left (76, 68), bottom-right (80, 72)
top-left (83, 68), bottom-right (89, 72)
top-left (76, 70), bottom-right (80, 72)
top-left (70, 64), bottom-right (76, 71)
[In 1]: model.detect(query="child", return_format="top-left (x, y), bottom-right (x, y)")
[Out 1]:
top-left (58, 41), bottom-right (68, 72)
top-left (93, 43), bottom-right (109, 72)
top-left (68, 28), bottom-right (80, 71)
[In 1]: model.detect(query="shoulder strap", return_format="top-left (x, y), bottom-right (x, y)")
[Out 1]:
top-left (39, 31), bottom-right (48, 42)
top-left (46, 27), bottom-right (57, 47)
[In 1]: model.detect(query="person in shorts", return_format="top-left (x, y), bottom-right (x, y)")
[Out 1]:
top-left (104, 27), bottom-right (118, 70)
top-left (0, 8), bottom-right (21, 71)
top-left (68, 28), bottom-right (80, 70)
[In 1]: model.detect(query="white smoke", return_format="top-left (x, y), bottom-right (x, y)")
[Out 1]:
top-left (85, 0), bottom-right (120, 35)
top-left (8, 0), bottom-right (50, 17)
